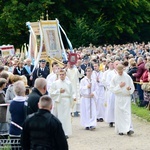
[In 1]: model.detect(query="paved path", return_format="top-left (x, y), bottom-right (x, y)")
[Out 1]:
top-left (68, 115), bottom-right (150, 150)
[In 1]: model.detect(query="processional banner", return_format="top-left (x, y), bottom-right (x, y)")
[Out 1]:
top-left (29, 22), bottom-right (39, 60)
top-left (40, 20), bottom-right (62, 59)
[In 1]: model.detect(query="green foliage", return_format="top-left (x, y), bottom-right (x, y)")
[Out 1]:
top-left (0, 0), bottom-right (149, 48)
top-left (132, 104), bottom-right (150, 122)
top-left (0, 0), bottom-right (54, 48)
top-left (68, 15), bottom-right (108, 47)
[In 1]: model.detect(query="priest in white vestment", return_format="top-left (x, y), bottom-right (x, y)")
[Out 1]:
top-left (66, 62), bottom-right (84, 116)
top-left (110, 64), bottom-right (135, 135)
top-left (80, 67), bottom-right (97, 130)
top-left (50, 69), bottom-right (75, 137)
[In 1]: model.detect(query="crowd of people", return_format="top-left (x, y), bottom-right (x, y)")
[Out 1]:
top-left (0, 42), bottom-right (150, 149)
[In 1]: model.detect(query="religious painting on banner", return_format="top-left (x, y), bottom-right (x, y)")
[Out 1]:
top-left (41, 20), bottom-right (62, 59)
top-left (29, 22), bottom-right (47, 60)
top-left (68, 53), bottom-right (78, 65)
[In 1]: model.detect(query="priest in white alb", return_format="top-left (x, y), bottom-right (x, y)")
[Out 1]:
top-left (46, 62), bottom-right (60, 93)
top-left (66, 62), bottom-right (84, 116)
top-left (49, 69), bottom-right (76, 138)
top-left (110, 64), bottom-right (135, 136)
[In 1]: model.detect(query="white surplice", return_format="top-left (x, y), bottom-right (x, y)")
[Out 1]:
top-left (50, 79), bottom-right (74, 136)
top-left (46, 72), bottom-right (59, 114)
top-left (80, 76), bottom-right (97, 128)
top-left (66, 67), bottom-right (84, 112)
top-left (46, 72), bottom-right (57, 92)
top-left (110, 72), bottom-right (135, 134)
top-left (104, 69), bottom-right (117, 123)
top-left (91, 70), bottom-right (105, 119)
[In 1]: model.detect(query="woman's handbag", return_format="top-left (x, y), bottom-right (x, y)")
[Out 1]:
top-left (141, 83), bottom-right (150, 91)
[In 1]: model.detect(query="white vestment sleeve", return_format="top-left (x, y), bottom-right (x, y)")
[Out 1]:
top-left (91, 81), bottom-right (98, 100)
top-left (110, 77), bottom-right (122, 94)
top-left (49, 82), bottom-right (61, 102)
top-left (110, 73), bottom-right (135, 96)
top-left (126, 75), bottom-right (135, 95)
top-left (80, 78), bottom-right (90, 96)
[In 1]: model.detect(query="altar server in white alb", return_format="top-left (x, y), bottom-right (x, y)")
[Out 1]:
top-left (46, 62), bottom-right (60, 93)
top-left (50, 69), bottom-right (75, 138)
top-left (104, 60), bottom-right (120, 127)
top-left (46, 62), bottom-right (60, 114)
top-left (80, 67), bottom-right (97, 130)
top-left (91, 62), bottom-right (105, 122)
top-left (66, 62), bottom-right (84, 116)
top-left (110, 64), bottom-right (135, 136)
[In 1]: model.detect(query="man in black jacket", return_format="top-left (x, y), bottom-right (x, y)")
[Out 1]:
top-left (21, 95), bottom-right (68, 150)
top-left (27, 78), bottom-right (47, 115)
top-left (81, 56), bottom-right (93, 75)
top-left (32, 59), bottom-right (50, 85)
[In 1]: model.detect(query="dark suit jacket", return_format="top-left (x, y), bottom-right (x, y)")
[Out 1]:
top-left (27, 88), bottom-right (43, 115)
top-left (81, 63), bottom-right (94, 74)
top-left (13, 67), bottom-right (23, 75)
top-left (127, 67), bottom-right (137, 82)
top-left (22, 65), bottom-right (34, 87)
top-left (32, 67), bottom-right (49, 85)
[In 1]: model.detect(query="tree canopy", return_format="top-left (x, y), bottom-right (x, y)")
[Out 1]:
top-left (0, 0), bottom-right (149, 48)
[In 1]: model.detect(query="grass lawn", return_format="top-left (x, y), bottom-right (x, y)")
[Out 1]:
top-left (132, 103), bottom-right (150, 122)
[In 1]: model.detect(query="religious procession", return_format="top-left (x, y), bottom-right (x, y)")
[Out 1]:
top-left (0, 38), bottom-right (150, 149)
top-left (0, 2), bottom-right (150, 148)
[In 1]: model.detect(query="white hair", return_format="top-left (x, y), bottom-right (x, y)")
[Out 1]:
top-left (13, 80), bottom-right (26, 96)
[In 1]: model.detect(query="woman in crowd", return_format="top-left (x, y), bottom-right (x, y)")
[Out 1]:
top-left (5, 75), bottom-right (22, 124)
top-left (5, 75), bottom-right (22, 103)
top-left (7, 61), bottom-right (14, 73)
top-left (0, 71), bottom-right (9, 93)
top-left (0, 78), bottom-right (8, 139)
top-left (9, 80), bottom-right (27, 149)
top-left (127, 60), bottom-right (138, 103)
top-left (13, 61), bottom-right (24, 76)
top-left (140, 62), bottom-right (150, 107)
top-left (20, 75), bottom-right (30, 96)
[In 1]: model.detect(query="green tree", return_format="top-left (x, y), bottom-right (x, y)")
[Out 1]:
top-left (0, 0), bottom-right (54, 48)
top-left (100, 0), bottom-right (150, 44)
top-left (0, 0), bottom-right (149, 48)
top-left (50, 0), bottom-right (150, 46)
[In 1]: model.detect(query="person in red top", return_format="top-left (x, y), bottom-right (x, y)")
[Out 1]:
top-left (140, 69), bottom-right (149, 82)
top-left (140, 62), bottom-right (150, 105)
top-left (132, 57), bottom-right (146, 107)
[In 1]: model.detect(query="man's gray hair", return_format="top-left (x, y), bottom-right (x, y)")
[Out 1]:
top-left (138, 57), bottom-right (143, 62)
top-left (13, 80), bottom-right (26, 96)
top-left (34, 78), bottom-right (47, 89)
